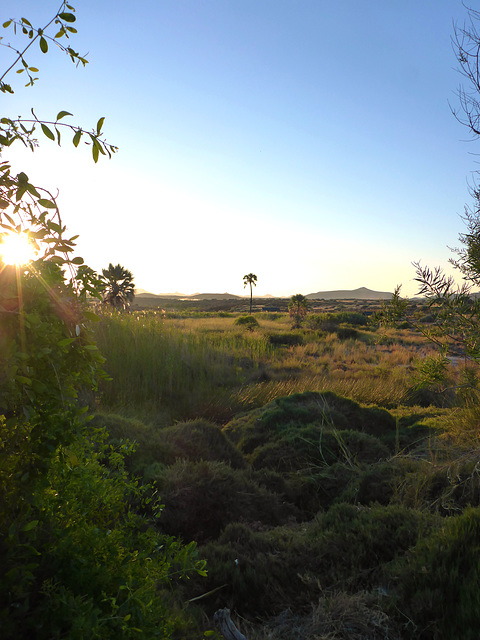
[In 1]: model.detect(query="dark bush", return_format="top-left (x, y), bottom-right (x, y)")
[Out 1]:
top-left (267, 332), bottom-right (304, 346)
top-left (335, 327), bottom-right (359, 340)
top-left (395, 507), bottom-right (480, 639)
top-left (193, 503), bottom-right (434, 616)
top-left (151, 460), bottom-right (299, 543)
top-left (234, 315), bottom-right (259, 330)
top-left (224, 392), bottom-right (397, 454)
top-left (161, 418), bottom-right (246, 468)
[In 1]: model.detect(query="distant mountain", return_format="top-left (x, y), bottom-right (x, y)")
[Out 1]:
top-left (306, 287), bottom-right (393, 300)
top-left (189, 293), bottom-right (242, 300)
top-left (135, 291), bottom-right (188, 298)
top-left (135, 291), bottom-right (242, 300)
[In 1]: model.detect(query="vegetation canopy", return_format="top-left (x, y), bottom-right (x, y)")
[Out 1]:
top-left (0, 4), bottom-right (206, 639)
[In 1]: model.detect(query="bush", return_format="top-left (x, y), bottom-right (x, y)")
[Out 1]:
top-left (151, 460), bottom-right (299, 543)
top-left (395, 507), bottom-right (480, 639)
top-left (267, 332), bottom-right (304, 346)
top-left (335, 327), bottom-right (359, 340)
top-left (234, 315), bottom-right (259, 330)
top-left (193, 503), bottom-right (434, 616)
top-left (161, 419), bottom-right (246, 469)
top-left (224, 391), bottom-right (397, 455)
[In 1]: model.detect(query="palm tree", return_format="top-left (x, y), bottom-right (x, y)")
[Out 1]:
top-left (101, 263), bottom-right (135, 309)
top-left (288, 293), bottom-right (308, 328)
top-left (243, 273), bottom-right (257, 314)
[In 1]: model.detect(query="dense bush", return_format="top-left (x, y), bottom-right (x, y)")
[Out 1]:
top-left (267, 332), bottom-right (304, 346)
top-left (151, 460), bottom-right (299, 543)
top-left (234, 315), bottom-right (259, 330)
top-left (394, 507), bottom-right (480, 639)
top-left (194, 503), bottom-right (435, 616)
top-left (224, 391), bottom-right (397, 454)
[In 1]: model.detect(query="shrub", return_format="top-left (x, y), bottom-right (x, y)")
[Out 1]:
top-left (335, 327), bottom-right (359, 340)
top-left (395, 507), bottom-right (480, 639)
top-left (151, 460), bottom-right (299, 543)
top-left (193, 503), bottom-right (434, 617)
top-left (267, 332), bottom-right (304, 346)
top-left (224, 391), bottom-right (397, 455)
top-left (234, 315), bottom-right (259, 330)
top-left (161, 419), bottom-right (246, 469)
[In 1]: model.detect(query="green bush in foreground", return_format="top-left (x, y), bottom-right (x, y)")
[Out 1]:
top-left (394, 506), bottom-right (480, 639)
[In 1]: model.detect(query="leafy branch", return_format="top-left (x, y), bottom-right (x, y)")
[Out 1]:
top-left (0, 1), bottom-right (87, 93)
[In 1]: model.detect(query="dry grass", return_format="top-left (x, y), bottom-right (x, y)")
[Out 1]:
top-left (241, 592), bottom-right (401, 640)
top-left (94, 310), bottom-right (480, 421)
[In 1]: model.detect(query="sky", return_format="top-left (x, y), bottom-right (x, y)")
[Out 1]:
top-left (2, 0), bottom-right (480, 297)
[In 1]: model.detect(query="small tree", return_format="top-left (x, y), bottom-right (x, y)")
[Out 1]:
top-left (101, 262), bottom-right (135, 309)
top-left (243, 272), bottom-right (257, 313)
top-left (288, 293), bottom-right (308, 328)
top-left (372, 285), bottom-right (409, 328)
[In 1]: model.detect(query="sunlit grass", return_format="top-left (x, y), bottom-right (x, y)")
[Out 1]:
top-left (93, 310), bottom-right (478, 423)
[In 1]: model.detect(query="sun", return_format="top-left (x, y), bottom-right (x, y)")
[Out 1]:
top-left (0, 232), bottom-right (36, 266)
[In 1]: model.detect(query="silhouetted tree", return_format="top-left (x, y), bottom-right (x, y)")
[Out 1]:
top-left (288, 293), bottom-right (308, 328)
top-left (101, 263), bottom-right (135, 309)
top-left (243, 273), bottom-right (257, 313)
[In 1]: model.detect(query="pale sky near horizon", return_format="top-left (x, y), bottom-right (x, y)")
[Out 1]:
top-left (2, 0), bottom-right (479, 297)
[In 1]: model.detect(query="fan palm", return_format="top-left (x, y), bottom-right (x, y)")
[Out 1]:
top-left (243, 273), bottom-right (257, 313)
top-left (101, 263), bottom-right (135, 309)
top-left (288, 293), bottom-right (308, 328)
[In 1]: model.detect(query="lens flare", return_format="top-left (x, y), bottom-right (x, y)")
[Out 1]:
top-left (0, 232), bottom-right (36, 266)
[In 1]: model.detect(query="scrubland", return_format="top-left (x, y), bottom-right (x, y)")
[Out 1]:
top-left (92, 303), bottom-right (480, 639)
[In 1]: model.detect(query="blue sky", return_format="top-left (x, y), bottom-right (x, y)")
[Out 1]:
top-left (3, 0), bottom-right (478, 296)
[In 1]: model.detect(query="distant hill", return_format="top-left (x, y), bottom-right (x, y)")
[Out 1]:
top-left (135, 291), bottom-right (242, 300)
top-left (189, 293), bottom-right (242, 300)
top-left (306, 287), bottom-right (392, 300)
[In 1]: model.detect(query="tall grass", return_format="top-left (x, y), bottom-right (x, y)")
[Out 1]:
top-left (93, 312), bottom-right (275, 421)
top-left (93, 310), bottom-right (474, 423)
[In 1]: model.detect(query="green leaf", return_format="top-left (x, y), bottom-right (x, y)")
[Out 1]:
top-left (96, 117), bottom-right (105, 134)
top-left (28, 67), bottom-right (39, 72)
top-left (48, 221), bottom-right (62, 233)
top-left (21, 17), bottom-right (32, 27)
top-left (92, 143), bottom-right (99, 163)
top-left (41, 123), bottom-right (55, 140)
top-left (39, 36), bottom-right (48, 53)
top-left (71, 256), bottom-right (84, 265)
top-left (59, 12), bottom-right (76, 22)
top-left (25, 182), bottom-right (40, 197)
top-left (38, 198), bottom-right (56, 209)
top-left (3, 21), bottom-right (12, 28)
top-left (23, 520), bottom-right (38, 532)
top-left (58, 338), bottom-right (75, 347)
top-left (83, 310), bottom-right (101, 322)
top-left (56, 110), bottom-right (73, 120)
top-left (72, 129), bottom-right (82, 147)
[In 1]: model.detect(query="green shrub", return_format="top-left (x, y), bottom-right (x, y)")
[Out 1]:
top-left (395, 507), bottom-right (480, 639)
top-left (224, 391), bottom-right (397, 455)
top-left (267, 332), bottom-right (304, 346)
top-left (335, 326), bottom-right (359, 340)
top-left (234, 315), bottom-right (259, 328)
top-left (151, 460), bottom-right (299, 543)
top-left (161, 419), bottom-right (246, 469)
top-left (194, 503), bottom-right (434, 616)
top-left (249, 428), bottom-right (389, 472)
